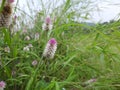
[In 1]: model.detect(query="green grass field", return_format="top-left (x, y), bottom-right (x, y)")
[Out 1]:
top-left (0, 0), bottom-right (120, 90)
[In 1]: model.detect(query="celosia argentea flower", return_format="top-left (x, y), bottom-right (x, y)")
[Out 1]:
top-left (42, 16), bottom-right (53, 31)
top-left (0, 81), bottom-right (6, 90)
top-left (24, 36), bottom-right (30, 41)
top-left (43, 38), bottom-right (57, 59)
top-left (7, 0), bottom-right (14, 3)
top-left (23, 46), bottom-right (30, 51)
top-left (82, 78), bottom-right (97, 87)
top-left (4, 46), bottom-right (10, 53)
top-left (32, 60), bottom-right (38, 66)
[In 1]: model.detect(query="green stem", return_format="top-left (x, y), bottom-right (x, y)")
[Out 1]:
top-left (25, 56), bottom-right (44, 90)
top-left (0, 0), bottom-right (6, 13)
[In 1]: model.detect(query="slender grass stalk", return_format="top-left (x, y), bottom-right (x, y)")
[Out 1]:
top-left (0, 0), bottom-right (6, 13)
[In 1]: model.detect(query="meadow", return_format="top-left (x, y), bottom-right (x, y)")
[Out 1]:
top-left (0, 0), bottom-right (120, 90)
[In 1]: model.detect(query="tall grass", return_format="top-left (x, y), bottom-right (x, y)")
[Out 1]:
top-left (0, 0), bottom-right (120, 90)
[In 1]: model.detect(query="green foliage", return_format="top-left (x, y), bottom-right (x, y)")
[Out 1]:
top-left (0, 0), bottom-right (120, 90)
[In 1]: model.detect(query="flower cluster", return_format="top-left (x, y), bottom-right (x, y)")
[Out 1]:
top-left (43, 38), bottom-right (57, 59)
top-left (0, 81), bottom-right (6, 90)
top-left (4, 46), bottom-right (10, 53)
top-left (42, 16), bottom-right (53, 31)
top-left (24, 36), bottom-right (31, 41)
top-left (0, 0), bottom-right (14, 28)
top-left (23, 44), bottom-right (33, 51)
top-left (32, 60), bottom-right (38, 66)
top-left (82, 78), bottom-right (97, 87)
top-left (7, 0), bottom-right (14, 3)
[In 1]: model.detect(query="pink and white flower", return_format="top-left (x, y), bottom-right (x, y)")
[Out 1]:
top-left (32, 60), bottom-right (38, 66)
top-left (85, 78), bottom-right (97, 84)
top-left (7, 0), bottom-right (14, 3)
top-left (42, 16), bottom-right (53, 31)
top-left (23, 44), bottom-right (33, 51)
top-left (0, 81), bottom-right (6, 90)
top-left (24, 36), bottom-right (30, 41)
top-left (43, 38), bottom-right (57, 59)
top-left (23, 46), bottom-right (30, 51)
top-left (83, 78), bottom-right (97, 86)
top-left (4, 46), bottom-right (10, 53)
top-left (28, 44), bottom-right (33, 48)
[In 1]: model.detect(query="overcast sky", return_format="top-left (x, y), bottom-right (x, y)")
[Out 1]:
top-left (15, 0), bottom-right (120, 23)
top-left (91, 0), bottom-right (120, 22)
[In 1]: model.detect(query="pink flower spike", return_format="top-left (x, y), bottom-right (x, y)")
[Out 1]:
top-left (84, 78), bottom-right (97, 85)
top-left (32, 60), bottom-right (38, 66)
top-left (45, 16), bottom-right (51, 24)
top-left (7, 0), bottom-right (14, 3)
top-left (49, 38), bottom-right (57, 45)
top-left (42, 16), bottom-right (53, 31)
top-left (0, 81), bottom-right (6, 88)
top-left (43, 38), bottom-right (57, 59)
